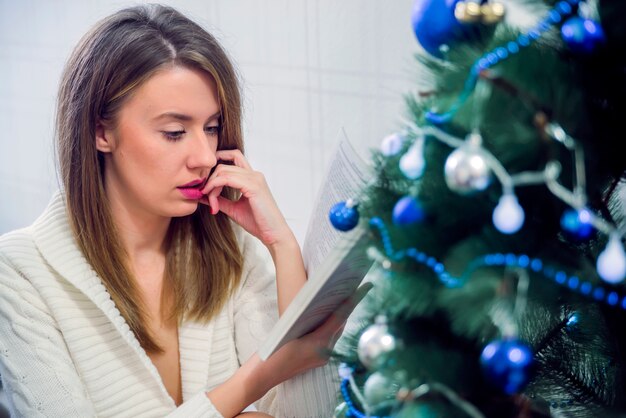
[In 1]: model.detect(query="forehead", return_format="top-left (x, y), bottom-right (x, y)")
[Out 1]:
top-left (122, 65), bottom-right (220, 119)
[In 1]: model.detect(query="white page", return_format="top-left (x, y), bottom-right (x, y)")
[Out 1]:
top-left (302, 128), bottom-right (373, 279)
top-left (257, 129), bottom-right (374, 360)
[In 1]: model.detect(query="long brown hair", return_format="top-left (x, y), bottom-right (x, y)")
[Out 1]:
top-left (56, 4), bottom-right (244, 352)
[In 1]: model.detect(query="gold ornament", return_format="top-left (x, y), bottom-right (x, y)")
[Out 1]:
top-left (481, 2), bottom-right (506, 25)
top-left (455, 1), bottom-right (482, 23)
top-left (455, 1), bottom-right (506, 25)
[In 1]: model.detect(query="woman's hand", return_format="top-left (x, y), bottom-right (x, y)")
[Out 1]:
top-left (206, 283), bottom-right (373, 417)
top-left (201, 149), bottom-right (308, 314)
top-left (200, 150), bottom-right (292, 247)
top-left (254, 281), bottom-right (373, 386)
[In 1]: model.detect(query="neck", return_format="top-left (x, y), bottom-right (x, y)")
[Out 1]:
top-left (106, 190), bottom-right (171, 261)
top-left (107, 189), bottom-right (172, 322)
top-left (119, 218), bottom-right (169, 262)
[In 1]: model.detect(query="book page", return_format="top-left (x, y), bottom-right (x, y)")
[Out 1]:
top-left (257, 226), bottom-right (373, 360)
top-left (278, 232), bottom-right (372, 346)
top-left (302, 128), bottom-right (373, 279)
top-left (257, 129), bottom-right (374, 360)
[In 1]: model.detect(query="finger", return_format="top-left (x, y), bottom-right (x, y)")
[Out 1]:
top-left (318, 282), bottom-right (374, 336)
top-left (216, 149), bottom-right (252, 170)
top-left (203, 166), bottom-right (253, 194)
top-left (335, 282), bottom-right (373, 319)
top-left (317, 321), bottom-right (349, 357)
top-left (207, 185), bottom-right (224, 214)
top-left (197, 193), bottom-right (219, 214)
top-left (197, 173), bottom-right (226, 214)
top-left (329, 323), bottom-right (347, 346)
top-left (204, 170), bottom-right (266, 206)
top-left (198, 194), bottom-right (210, 206)
top-left (215, 196), bottom-right (236, 217)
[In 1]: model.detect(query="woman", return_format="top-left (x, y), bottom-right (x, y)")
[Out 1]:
top-left (0, 4), bottom-right (359, 417)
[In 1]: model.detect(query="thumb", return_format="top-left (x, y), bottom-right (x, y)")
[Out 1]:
top-left (320, 281), bottom-right (374, 335)
top-left (336, 281), bottom-right (373, 318)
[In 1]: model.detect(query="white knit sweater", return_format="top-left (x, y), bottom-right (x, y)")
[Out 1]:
top-left (0, 192), bottom-right (340, 417)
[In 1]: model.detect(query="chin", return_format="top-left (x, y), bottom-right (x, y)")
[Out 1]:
top-left (169, 200), bottom-right (201, 218)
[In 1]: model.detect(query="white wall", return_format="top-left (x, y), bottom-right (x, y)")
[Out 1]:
top-left (0, 0), bottom-right (418, 244)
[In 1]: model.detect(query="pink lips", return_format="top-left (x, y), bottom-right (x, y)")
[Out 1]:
top-left (177, 178), bottom-right (206, 200)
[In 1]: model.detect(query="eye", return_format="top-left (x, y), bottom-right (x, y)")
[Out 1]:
top-left (162, 130), bottom-right (185, 141)
top-left (205, 125), bottom-right (221, 137)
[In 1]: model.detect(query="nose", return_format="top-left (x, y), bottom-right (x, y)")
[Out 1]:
top-left (186, 128), bottom-right (217, 171)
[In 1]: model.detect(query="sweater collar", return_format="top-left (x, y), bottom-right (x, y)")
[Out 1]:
top-left (31, 191), bottom-right (182, 406)
top-left (31, 192), bottom-right (217, 403)
top-left (31, 191), bottom-right (108, 301)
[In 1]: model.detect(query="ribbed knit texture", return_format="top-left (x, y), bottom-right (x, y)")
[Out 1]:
top-left (0, 192), bottom-right (340, 417)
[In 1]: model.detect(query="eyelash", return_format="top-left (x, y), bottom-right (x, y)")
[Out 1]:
top-left (162, 125), bottom-right (221, 142)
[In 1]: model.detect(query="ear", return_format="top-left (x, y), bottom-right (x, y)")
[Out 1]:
top-left (95, 121), bottom-right (115, 153)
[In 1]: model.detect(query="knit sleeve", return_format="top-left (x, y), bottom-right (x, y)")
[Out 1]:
top-left (233, 232), bottom-right (341, 418)
top-left (0, 255), bottom-right (225, 418)
top-left (0, 256), bottom-right (97, 417)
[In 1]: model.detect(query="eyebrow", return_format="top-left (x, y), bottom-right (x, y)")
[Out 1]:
top-left (153, 110), bottom-right (221, 123)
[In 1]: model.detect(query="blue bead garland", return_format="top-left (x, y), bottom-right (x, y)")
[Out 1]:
top-left (368, 216), bottom-right (626, 309)
top-left (425, 0), bottom-right (583, 125)
top-left (370, 217), bottom-right (461, 288)
top-left (340, 378), bottom-right (389, 418)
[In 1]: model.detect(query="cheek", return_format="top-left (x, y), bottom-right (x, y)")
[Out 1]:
top-left (116, 128), bottom-right (162, 165)
top-left (112, 147), bottom-right (162, 188)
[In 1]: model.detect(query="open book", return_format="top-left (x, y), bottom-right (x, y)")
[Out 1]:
top-left (258, 129), bottom-right (374, 360)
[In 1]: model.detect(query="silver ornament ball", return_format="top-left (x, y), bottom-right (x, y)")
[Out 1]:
top-left (357, 316), bottom-right (397, 370)
top-left (363, 372), bottom-right (399, 406)
top-left (444, 146), bottom-right (492, 194)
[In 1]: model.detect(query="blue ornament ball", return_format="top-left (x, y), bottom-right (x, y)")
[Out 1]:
top-left (480, 338), bottom-right (534, 395)
top-left (392, 196), bottom-right (425, 225)
top-left (560, 208), bottom-right (594, 241)
top-left (329, 200), bottom-right (360, 232)
top-left (561, 16), bottom-right (606, 54)
top-left (411, 0), bottom-right (466, 58)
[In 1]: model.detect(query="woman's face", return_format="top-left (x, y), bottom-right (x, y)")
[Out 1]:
top-left (96, 65), bottom-right (220, 220)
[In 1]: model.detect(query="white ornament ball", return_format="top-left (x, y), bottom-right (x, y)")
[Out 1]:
top-left (380, 133), bottom-right (404, 157)
top-left (357, 316), bottom-right (397, 370)
top-left (597, 233), bottom-right (626, 284)
top-left (493, 194), bottom-right (525, 234)
top-left (333, 402), bottom-right (349, 418)
top-left (338, 363), bottom-right (353, 380)
top-left (444, 146), bottom-right (492, 194)
top-left (399, 137), bottom-right (426, 179)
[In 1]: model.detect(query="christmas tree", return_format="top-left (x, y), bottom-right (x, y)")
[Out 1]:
top-left (330, 0), bottom-right (626, 417)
